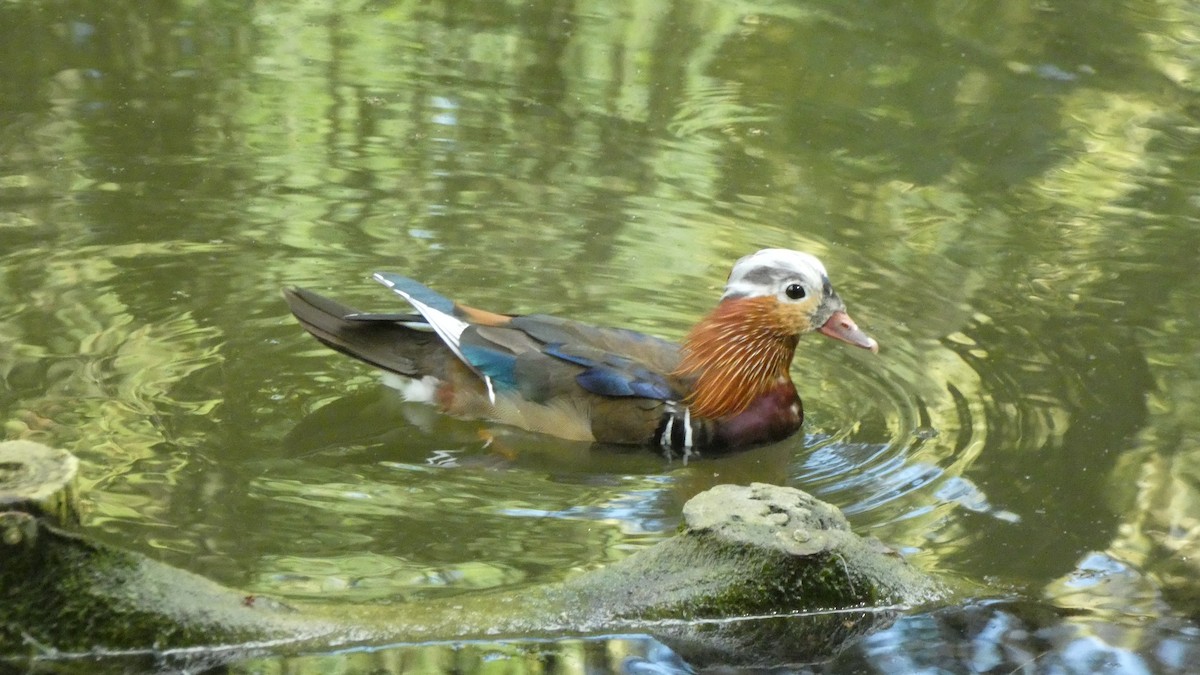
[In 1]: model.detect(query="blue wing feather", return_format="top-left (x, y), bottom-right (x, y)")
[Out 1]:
top-left (542, 343), bottom-right (602, 368)
top-left (460, 344), bottom-right (518, 390)
top-left (373, 273), bottom-right (456, 314)
top-left (544, 343), bottom-right (676, 400)
top-left (575, 368), bottom-right (675, 400)
top-left (574, 369), bottom-right (636, 397)
top-left (625, 372), bottom-right (677, 399)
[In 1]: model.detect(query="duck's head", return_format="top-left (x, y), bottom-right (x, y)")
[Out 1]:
top-left (675, 248), bottom-right (877, 419)
top-left (720, 248), bottom-right (878, 352)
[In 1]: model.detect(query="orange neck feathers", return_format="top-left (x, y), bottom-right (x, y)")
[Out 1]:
top-left (673, 297), bottom-right (801, 419)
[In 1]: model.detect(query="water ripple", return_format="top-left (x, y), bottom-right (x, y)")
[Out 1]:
top-left (783, 297), bottom-right (1009, 536)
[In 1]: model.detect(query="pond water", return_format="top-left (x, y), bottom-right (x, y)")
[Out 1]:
top-left (3, 0), bottom-right (1200, 672)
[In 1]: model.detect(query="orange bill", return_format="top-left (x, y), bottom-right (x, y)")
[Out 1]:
top-left (818, 310), bottom-right (879, 353)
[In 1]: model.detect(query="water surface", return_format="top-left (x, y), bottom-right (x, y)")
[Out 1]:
top-left (3, 0), bottom-right (1200, 671)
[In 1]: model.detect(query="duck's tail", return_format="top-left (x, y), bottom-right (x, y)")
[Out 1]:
top-left (281, 287), bottom-right (443, 377)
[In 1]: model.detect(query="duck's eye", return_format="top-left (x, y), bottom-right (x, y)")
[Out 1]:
top-left (785, 283), bottom-right (807, 300)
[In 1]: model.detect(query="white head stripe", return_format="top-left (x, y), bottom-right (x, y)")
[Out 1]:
top-left (722, 249), bottom-right (828, 300)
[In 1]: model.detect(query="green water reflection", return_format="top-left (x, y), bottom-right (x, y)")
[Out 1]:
top-left (3, 0), bottom-right (1200, 671)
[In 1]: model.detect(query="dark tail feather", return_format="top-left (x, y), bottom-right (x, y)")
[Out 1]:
top-left (282, 287), bottom-right (440, 377)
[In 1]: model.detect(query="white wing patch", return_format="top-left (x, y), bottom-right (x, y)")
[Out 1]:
top-left (373, 273), bottom-right (468, 356)
top-left (372, 273), bottom-right (496, 404)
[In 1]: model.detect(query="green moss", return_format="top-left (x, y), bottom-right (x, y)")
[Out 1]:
top-left (0, 523), bottom-right (303, 656)
top-left (630, 537), bottom-right (882, 620)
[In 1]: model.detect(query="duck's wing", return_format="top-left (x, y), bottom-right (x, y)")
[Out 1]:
top-left (370, 272), bottom-right (686, 405)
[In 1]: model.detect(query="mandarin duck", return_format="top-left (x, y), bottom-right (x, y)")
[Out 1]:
top-left (283, 249), bottom-right (877, 454)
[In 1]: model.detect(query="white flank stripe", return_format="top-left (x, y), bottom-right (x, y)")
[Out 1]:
top-left (484, 375), bottom-right (496, 405)
top-left (682, 407), bottom-right (694, 449)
